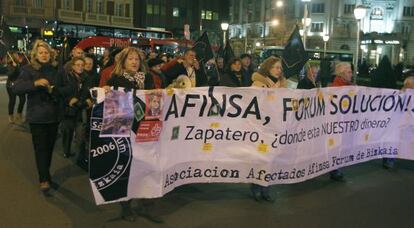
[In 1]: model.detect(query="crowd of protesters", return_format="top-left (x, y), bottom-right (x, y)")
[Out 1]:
top-left (2, 38), bottom-right (414, 223)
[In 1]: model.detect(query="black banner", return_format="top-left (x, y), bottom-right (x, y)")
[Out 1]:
top-left (89, 102), bottom-right (132, 202)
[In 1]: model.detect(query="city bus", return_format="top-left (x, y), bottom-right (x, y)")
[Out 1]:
top-left (73, 36), bottom-right (194, 55)
top-left (42, 21), bottom-right (174, 55)
top-left (259, 46), bottom-right (354, 63)
top-left (43, 21), bottom-right (173, 40)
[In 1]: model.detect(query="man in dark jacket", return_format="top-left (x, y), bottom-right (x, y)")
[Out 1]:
top-left (161, 49), bottom-right (208, 87)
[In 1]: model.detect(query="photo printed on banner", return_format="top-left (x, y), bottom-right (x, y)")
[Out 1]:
top-left (145, 91), bottom-right (163, 120)
top-left (100, 90), bottom-right (134, 137)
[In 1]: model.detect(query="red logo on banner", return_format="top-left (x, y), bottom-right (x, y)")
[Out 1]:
top-left (135, 121), bottom-right (163, 142)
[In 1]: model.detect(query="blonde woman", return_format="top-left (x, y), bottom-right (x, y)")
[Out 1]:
top-left (12, 40), bottom-right (67, 195)
top-left (252, 56), bottom-right (286, 88)
top-left (104, 47), bottom-right (158, 222)
top-left (250, 56), bottom-right (286, 202)
top-left (106, 47), bottom-right (154, 90)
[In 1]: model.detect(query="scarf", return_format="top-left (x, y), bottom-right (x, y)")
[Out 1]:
top-left (122, 71), bottom-right (146, 89)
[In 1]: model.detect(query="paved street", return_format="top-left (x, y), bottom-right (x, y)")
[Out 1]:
top-left (1, 84), bottom-right (414, 228)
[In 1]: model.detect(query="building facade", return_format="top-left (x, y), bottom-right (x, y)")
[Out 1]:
top-left (228, 0), bottom-right (414, 66)
top-left (1, 0), bottom-right (229, 48)
top-left (1, 0), bottom-right (133, 49)
top-left (1, 0), bottom-right (133, 28)
top-left (134, 0), bottom-right (230, 45)
top-left (228, 0), bottom-right (296, 55)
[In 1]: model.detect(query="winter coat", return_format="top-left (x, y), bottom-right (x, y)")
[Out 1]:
top-left (99, 64), bottom-right (115, 87)
top-left (297, 76), bottom-right (317, 89)
top-left (241, 67), bottom-right (254, 86)
top-left (331, 76), bottom-right (353, 87)
top-left (251, 72), bottom-right (286, 88)
top-left (149, 69), bottom-right (166, 89)
top-left (161, 58), bottom-right (208, 87)
top-left (220, 71), bottom-right (250, 87)
top-left (12, 63), bottom-right (69, 123)
top-left (6, 64), bottom-right (20, 88)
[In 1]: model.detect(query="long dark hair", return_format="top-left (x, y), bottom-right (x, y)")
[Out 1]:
top-left (225, 57), bottom-right (242, 73)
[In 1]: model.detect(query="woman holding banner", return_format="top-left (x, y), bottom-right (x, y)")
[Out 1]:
top-left (326, 62), bottom-right (355, 181)
top-left (104, 47), bottom-right (161, 223)
top-left (105, 47), bottom-right (154, 90)
top-left (250, 56), bottom-right (286, 202)
top-left (12, 40), bottom-right (67, 195)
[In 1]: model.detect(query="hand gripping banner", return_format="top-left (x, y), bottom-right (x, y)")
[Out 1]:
top-left (89, 86), bottom-right (414, 205)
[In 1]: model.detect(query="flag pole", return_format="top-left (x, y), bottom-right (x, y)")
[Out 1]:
top-left (6, 51), bottom-right (17, 65)
top-left (22, 52), bottom-right (30, 64)
top-left (213, 59), bottom-right (220, 83)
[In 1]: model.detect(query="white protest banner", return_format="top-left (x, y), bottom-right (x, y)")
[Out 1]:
top-left (89, 86), bottom-right (414, 205)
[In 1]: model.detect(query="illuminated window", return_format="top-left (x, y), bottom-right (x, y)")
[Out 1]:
top-left (206, 11), bottom-right (212, 20)
top-left (173, 7), bottom-right (179, 17)
top-left (147, 4), bottom-right (153, 15)
top-left (201, 10), bottom-right (206, 19)
top-left (310, 22), bottom-right (324, 32)
top-left (370, 7), bottom-right (384, 22)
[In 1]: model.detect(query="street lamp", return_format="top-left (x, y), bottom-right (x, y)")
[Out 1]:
top-left (302, 0), bottom-right (311, 49)
top-left (353, 5), bottom-right (367, 83)
top-left (221, 22), bottom-right (229, 46)
top-left (271, 19), bottom-right (279, 26)
top-left (322, 34), bottom-right (329, 57)
top-left (276, 0), bottom-right (283, 8)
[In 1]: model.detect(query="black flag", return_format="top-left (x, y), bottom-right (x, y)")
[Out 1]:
top-left (192, 31), bottom-right (214, 63)
top-left (281, 25), bottom-right (308, 78)
top-left (0, 17), bottom-right (16, 56)
top-left (220, 40), bottom-right (235, 66)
